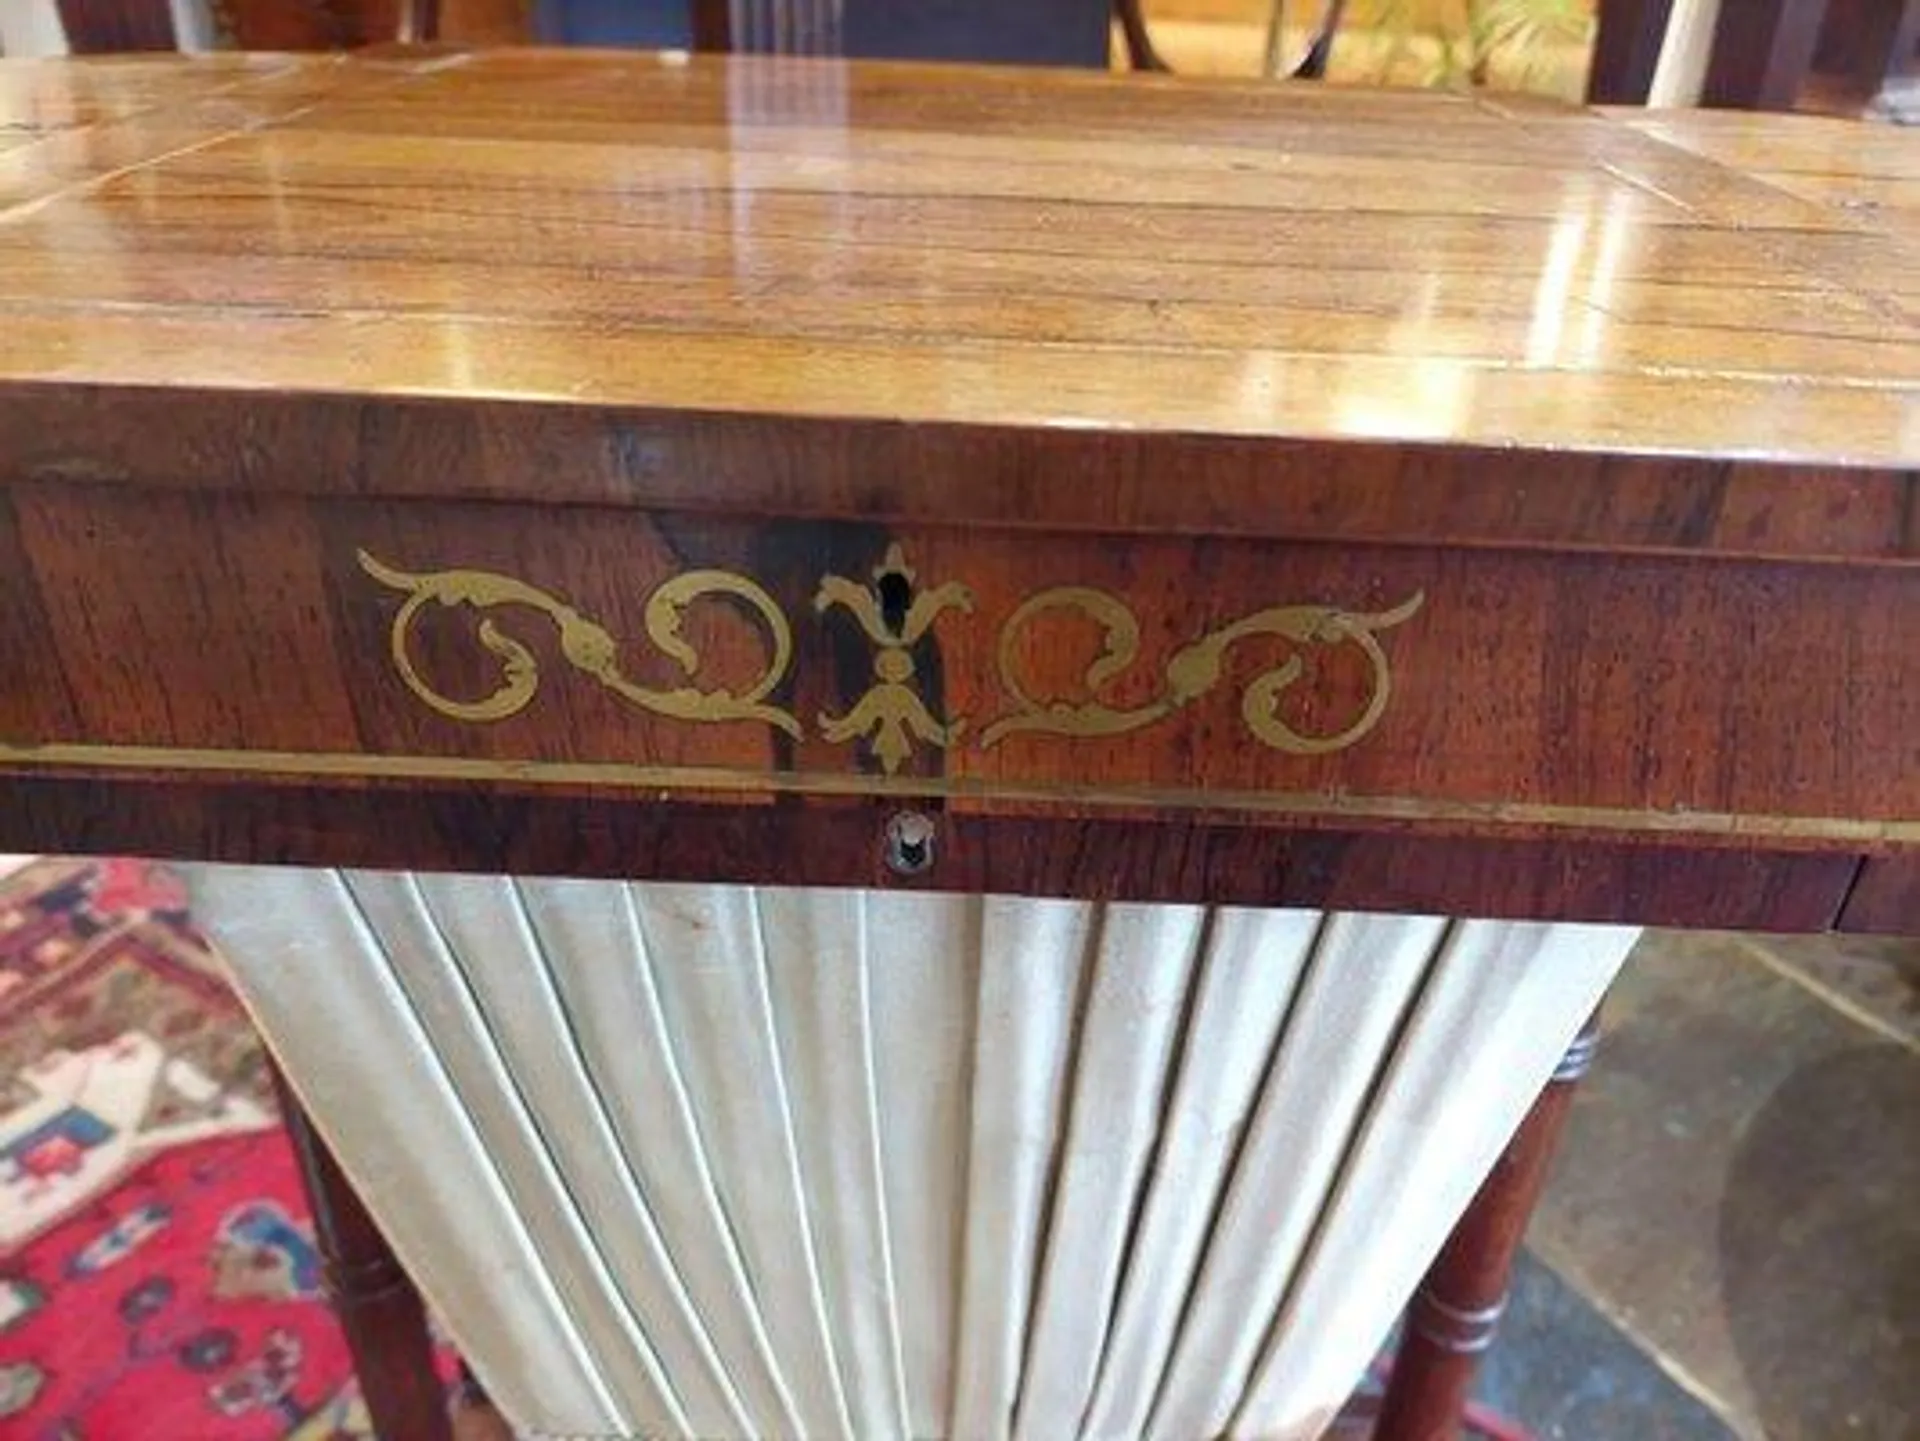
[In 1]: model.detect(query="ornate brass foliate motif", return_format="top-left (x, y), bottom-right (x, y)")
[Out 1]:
top-left (356, 551), bottom-right (802, 737)
top-left (814, 544), bottom-right (973, 775)
top-left (980, 587), bottom-right (1425, 754)
top-left (359, 545), bottom-right (1421, 770)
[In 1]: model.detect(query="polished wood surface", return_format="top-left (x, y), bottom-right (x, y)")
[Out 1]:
top-left (1, 51), bottom-right (1917, 927)
top-left (0, 50), bottom-right (1912, 461)
top-left (272, 1063), bottom-right (453, 1441)
top-left (3, 59), bottom-right (1904, 1441)
top-left (1373, 1014), bottom-right (1600, 1440)
top-left (1612, 106), bottom-right (1920, 226)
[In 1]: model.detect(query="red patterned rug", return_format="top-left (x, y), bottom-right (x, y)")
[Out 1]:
top-left (0, 857), bottom-right (393, 1440)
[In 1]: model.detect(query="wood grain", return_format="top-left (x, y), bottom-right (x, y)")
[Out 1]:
top-left (4, 389), bottom-right (1916, 557)
top-left (1372, 1014), bottom-right (1600, 1439)
top-left (7, 487), bottom-right (1920, 837)
top-left (1834, 853), bottom-right (1920, 934)
top-left (272, 1064), bottom-right (452, 1441)
top-left (1612, 108), bottom-right (1920, 231)
top-left (0, 774), bottom-right (1859, 928)
top-left (0, 51), bottom-right (1912, 464)
top-left (0, 51), bottom-right (1915, 928)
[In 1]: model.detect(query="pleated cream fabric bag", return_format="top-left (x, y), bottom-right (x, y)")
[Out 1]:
top-left (186, 865), bottom-right (1634, 1440)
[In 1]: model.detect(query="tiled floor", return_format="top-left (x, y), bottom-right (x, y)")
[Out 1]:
top-left (1512, 930), bottom-right (1920, 1440)
top-left (1480, 1252), bottom-right (1734, 1440)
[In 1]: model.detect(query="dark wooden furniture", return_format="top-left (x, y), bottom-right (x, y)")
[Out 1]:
top-left (271, 1067), bottom-right (451, 1440)
top-left (50, 0), bottom-right (178, 50)
top-left (1855, 0), bottom-right (1920, 106)
top-left (52, 0), bottom-right (442, 51)
top-left (1374, 1016), bottom-right (1600, 1438)
top-left (1587, 0), bottom-right (1679, 103)
top-left (0, 49), bottom-right (1915, 1441)
top-left (1703, 0), bottom-right (1831, 106)
top-left (1590, 0), bottom-right (1920, 108)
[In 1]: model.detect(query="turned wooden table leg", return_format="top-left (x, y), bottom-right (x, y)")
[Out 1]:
top-left (1372, 1011), bottom-right (1601, 1441)
top-left (271, 1064), bottom-right (453, 1441)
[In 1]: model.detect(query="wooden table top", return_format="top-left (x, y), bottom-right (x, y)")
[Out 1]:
top-left (1609, 108), bottom-right (1920, 236)
top-left (0, 48), bottom-right (1914, 472)
top-left (5, 50), bottom-right (1920, 932)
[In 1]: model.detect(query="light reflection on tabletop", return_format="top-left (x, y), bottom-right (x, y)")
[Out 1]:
top-left (0, 49), bottom-right (1912, 467)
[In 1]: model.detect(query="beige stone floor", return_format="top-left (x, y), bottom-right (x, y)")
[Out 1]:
top-left (1535, 931), bottom-right (1920, 1440)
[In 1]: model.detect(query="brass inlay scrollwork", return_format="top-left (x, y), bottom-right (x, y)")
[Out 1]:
top-left (981, 588), bottom-right (1425, 753)
top-left (357, 550), bottom-right (801, 736)
top-left (358, 543), bottom-right (1420, 769)
top-left (814, 543), bottom-right (973, 774)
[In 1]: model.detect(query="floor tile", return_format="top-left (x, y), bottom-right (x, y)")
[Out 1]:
top-left (1478, 1250), bottom-right (1738, 1440)
top-left (1531, 932), bottom-right (1920, 1441)
top-left (1742, 931), bottom-right (1920, 1047)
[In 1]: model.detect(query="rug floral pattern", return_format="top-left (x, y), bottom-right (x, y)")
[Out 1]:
top-left (0, 858), bottom-right (386, 1440)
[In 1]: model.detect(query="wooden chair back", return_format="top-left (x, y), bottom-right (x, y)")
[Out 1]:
top-left (49, 0), bottom-right (438, 53)
top-left (1589, 0), bottom-right (1919, 109)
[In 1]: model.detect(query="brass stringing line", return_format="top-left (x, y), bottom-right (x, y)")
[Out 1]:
top-left (17, 542), bottom-right (1884, 838)
top-left (0, 740), bottom-right (1913, 844)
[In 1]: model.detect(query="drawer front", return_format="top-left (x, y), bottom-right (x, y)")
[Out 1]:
top-left (0, 480), bottom-right (1898, 926)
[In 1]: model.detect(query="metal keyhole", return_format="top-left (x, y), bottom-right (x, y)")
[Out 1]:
top-left (884, 810), bottom-right (936, 876)
top-left (876, 568), bottom-right (913, 636)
